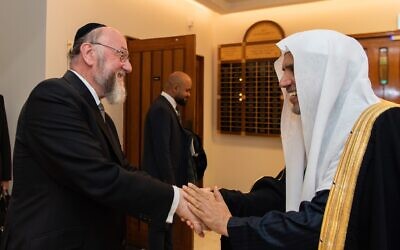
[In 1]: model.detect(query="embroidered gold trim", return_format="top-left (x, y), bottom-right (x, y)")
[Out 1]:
top-left (319, 101), bottom-right (399, 250)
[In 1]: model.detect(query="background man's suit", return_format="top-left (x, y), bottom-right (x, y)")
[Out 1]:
top-left (0, 95), bottom-right (12, 182)
top-left (2, 71), bottom-right (174, 250)
top-left (142, 95), bottom-right (187, 186)
top-left (142, 95), bottom-right (187, 250)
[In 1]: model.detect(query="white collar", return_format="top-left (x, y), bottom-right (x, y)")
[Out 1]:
top-left (161, 91), bottom-right (177, 111)
top-left (69, 69), bottom-right (101, 106)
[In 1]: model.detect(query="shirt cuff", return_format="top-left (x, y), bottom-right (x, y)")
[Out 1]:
top-left (166, 185), bottom-right (180, 223)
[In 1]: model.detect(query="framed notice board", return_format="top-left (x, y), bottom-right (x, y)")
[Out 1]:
top-left (218, 20), bottom-right (285, 136)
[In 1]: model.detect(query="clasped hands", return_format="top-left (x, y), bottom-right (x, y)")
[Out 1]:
top-left (176, 183), bottom-right (232, 237)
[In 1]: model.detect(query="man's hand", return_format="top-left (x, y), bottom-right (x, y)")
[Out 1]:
top-left (176, 188), bottom-right (206, 237)
top-left (183, 183), bottom-right (232, 236)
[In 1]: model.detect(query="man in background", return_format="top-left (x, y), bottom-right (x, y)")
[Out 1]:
top-left (142, 71), bottom-right (192, 250)
top-left (2, 23), bottom-right (201, 250)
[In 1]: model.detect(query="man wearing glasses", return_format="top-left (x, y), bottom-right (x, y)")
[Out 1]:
top-left (2, 23), bottom-right (203, 250)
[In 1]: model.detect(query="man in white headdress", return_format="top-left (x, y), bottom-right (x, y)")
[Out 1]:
top-left (183, 29), bottom-right (400, 250)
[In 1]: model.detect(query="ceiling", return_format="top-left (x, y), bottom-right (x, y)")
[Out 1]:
top-left (194, 0), bottom-right (323, 14)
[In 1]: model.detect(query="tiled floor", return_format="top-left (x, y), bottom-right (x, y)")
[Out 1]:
top-left (194, 231), bottom-right (220, 250)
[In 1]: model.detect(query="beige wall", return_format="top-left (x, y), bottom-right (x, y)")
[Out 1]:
top-left (1, 0), bottom-right (399, 195)
top-left (0, 0), bottom-right (47, 151)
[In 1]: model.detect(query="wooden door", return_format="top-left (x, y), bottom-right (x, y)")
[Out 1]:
top-left (352, 30), bottom-right (400, 103)
top-left (123, 34), bottom-right (203, 250)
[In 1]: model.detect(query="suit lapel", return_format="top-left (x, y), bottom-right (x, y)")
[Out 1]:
top-left (62, 71), bottom-right (124, 165)
top-left (103, 116), bottom-right (125, 164)
top-left (159, 95), bottom-right (184, 129)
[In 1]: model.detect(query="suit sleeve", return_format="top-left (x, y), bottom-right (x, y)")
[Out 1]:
top-left (227, 190), bottom-right (329, 250)
top-left (22, 81), bottom-right (173, 222)
top-left (0, 95), bottom-right (12, 181)
top-left (220, 173), bottom-right (286, 217)
top-left (220, 171), bottom-right (285, 250)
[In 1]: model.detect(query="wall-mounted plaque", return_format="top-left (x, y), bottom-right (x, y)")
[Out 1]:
top-left (243, 21), bottom-right (285, 43)
top-left (219, 45), bottom-right (243, 61)
top-left (218, 20), bottom-right (285, 136)
top-left (245, 43), bottom-right (281, 59)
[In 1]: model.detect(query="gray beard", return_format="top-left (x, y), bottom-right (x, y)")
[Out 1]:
top-left (105, 76), bottom-right (126, 104)
top-left (95, 69), bottom-right (126, 105)
top-left (94, 54), bottom-right (126, 105)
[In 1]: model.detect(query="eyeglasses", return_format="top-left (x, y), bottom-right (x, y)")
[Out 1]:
top-left (91, 42), bottom-right (130, 62)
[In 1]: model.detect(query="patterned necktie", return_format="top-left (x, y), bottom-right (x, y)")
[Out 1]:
top-left (98, 103), bottom-right (105, 122)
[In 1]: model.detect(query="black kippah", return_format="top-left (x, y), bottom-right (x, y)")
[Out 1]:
top-left (73, 22), bottom-right (106, 48)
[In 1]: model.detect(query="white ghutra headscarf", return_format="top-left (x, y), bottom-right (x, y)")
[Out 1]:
top-left (274, 30), bottom-right (380, 211)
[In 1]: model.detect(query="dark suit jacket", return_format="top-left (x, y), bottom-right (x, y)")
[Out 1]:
top-left (0, 95), bottom-right (12, 181)
top-left (2, 71), bottom-right (174, 250)
top-left (141, 95), bottom-right (187, 187)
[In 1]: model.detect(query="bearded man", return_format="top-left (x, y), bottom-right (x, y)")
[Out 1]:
top-left (2, 23), bottom-right (203, 250)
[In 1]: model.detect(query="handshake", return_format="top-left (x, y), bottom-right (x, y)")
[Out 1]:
top-left (176, 183), bottom-right (232, 237)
